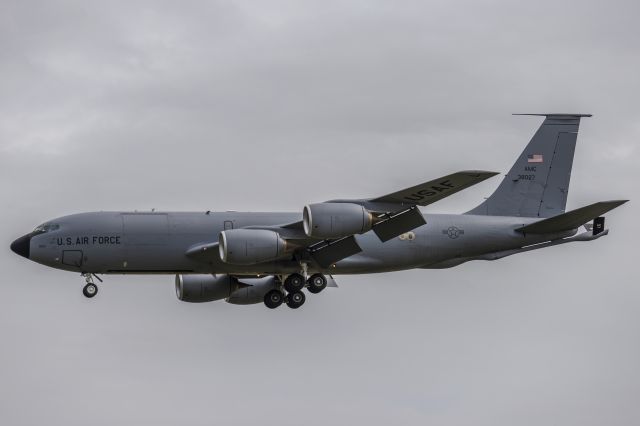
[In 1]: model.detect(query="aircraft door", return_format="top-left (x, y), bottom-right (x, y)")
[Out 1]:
top-left (224, 220), bottom-right (234, 230)
top-left (62, 250), bottom-right (83, 268)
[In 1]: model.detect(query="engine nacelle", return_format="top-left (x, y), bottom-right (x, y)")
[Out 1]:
top-left (219, 229), bottom-right (288, 265)
top-left (226, 276), bottom-right (279, 305)
top-left (175, 274), bottom-right (238, 303)
top-left (303, 202), bottom-right (373, 239)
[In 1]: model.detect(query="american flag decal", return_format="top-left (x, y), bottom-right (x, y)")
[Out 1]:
top-left (527, 154), bottom-right (543, 163)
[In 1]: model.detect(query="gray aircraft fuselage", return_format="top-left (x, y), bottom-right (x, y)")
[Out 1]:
top-left (15, 210), bottom-right (571, 276)
top-left (10, 114), bottom-right (624, 309)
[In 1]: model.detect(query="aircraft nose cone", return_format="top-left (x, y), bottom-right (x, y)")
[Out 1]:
top-left (10, 234), bottom-right (31, 259)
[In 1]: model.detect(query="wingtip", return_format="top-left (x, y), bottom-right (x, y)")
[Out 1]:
top-left (595, 199), bottom-right (629, 210)
top-left (512, 113), bottom-right (593, 118)
top-left (460, 170), bottom-right (501, 178)
top-left (603, 199), bottom-right (629, 205)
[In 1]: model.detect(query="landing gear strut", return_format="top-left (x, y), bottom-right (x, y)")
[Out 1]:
top-left (82, 273), bottom-right (100, 298)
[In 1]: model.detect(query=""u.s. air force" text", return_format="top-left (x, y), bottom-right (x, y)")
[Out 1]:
top-left (56, 236), bottom-right (121, 246)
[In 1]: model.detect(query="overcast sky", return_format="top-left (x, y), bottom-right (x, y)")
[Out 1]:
top-left (1, 1), bottom-right (639, 425)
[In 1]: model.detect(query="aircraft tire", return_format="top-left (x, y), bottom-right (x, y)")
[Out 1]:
top-left (264, 289), bottom-right (284, 309)
top-left (284, 273), bottom-right (305, 293)
top-left (285, 291), bottom-right (305, 309)
top-left (307, 274), bottom-right (327, 294)
top-left (83, 283), bottom-right (98, 298)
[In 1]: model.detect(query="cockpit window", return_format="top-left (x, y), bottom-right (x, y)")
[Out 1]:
top-left (32, 223), bottom-right (60, 235)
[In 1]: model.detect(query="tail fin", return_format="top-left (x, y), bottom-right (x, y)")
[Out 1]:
top-left (467, 113), bottom-right (591, 218)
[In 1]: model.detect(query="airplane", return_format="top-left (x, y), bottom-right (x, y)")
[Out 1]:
top-left (10, 114), bottom-right (628, 309)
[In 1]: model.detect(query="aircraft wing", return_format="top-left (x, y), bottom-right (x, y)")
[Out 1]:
top-left (368, 170), bottom-right (499, 207)
top-left (297, 170), bottom-right (498, 266)
top-left (187, 170), bottom-right (499, 268)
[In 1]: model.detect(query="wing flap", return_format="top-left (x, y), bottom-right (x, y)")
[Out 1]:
top-left (516, 200), bottom-right (628, 234)
top-left (372, 206), bottom-right (427, 242)
top-left (308, 236), bottom-right (362, 268)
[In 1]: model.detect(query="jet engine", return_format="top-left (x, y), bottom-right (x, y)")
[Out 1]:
top-left (175, 274), bottom-right (239, 303)
top-left (303, 202), bottom-right (374, 239)
top-left (219, 229), bottom-right (289, 265)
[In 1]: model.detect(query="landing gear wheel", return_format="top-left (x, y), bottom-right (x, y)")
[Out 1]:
top-left (83, 283), bottom-right (98, 298)
top-left (307, 274), bottom-right (327, 294)
top-left (284, 273), bottom-right (305, 293)
top-left (285, 291), bottom-right (306, 309)
top-left (264, 289), bottom-right (284, 309)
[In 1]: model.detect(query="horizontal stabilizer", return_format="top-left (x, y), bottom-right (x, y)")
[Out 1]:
top-left (516, 200), bottom-right (628, 234)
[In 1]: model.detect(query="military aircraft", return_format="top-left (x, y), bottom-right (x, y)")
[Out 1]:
top-left (10, 114), bottom-right (627, 309)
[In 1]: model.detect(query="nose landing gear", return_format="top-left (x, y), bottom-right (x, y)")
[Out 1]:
top-left (83, 283), bottom-right (98, 298)
top-left (81, 273), bottom-right (101, 298)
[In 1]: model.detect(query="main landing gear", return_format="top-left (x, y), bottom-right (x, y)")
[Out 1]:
top-left (307, 273), bottom-right (327, 294)
top-left (263, 272), bottom-right (328, 309)
top-left (264, 289), bottom-right (284, 309)
top-left (286, 290), bottom-right (305, 309)
top-left (283, 273), bottom-right (305, 293)
top-left (82, 273), bottom-right (102, 298)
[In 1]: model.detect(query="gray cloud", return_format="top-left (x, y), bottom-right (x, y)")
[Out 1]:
top-left (1, 1), bottom-right (639, 425)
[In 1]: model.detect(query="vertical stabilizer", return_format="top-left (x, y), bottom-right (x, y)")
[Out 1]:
top-left (467, 114), bottom-right (591, 218)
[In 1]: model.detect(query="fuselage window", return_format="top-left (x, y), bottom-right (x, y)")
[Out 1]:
top-left (32, 223), bottom-right (60, 235)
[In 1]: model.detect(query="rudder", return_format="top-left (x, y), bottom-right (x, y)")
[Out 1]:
top-left (467, 113), bottom-right (591, 218)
